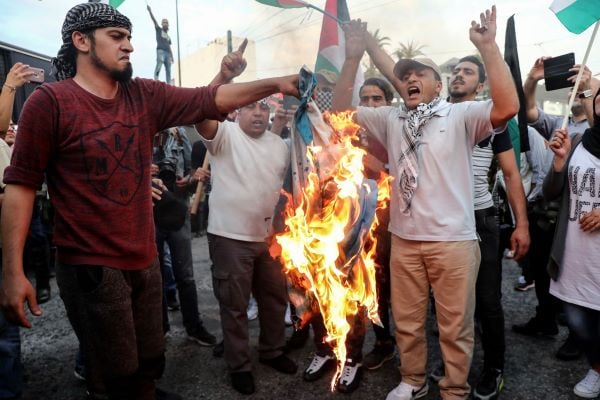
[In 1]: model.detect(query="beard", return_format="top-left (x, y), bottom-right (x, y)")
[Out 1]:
top-left (90, 45), bottom-right (133, 83)
top-left (571, 103), bottom-right (584, 116)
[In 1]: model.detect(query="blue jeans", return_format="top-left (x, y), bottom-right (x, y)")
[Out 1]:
top-left (154, 48), bottom-right (171, 84)
top-left (563, 302), bottom-right (600, 367)
top-left (0, 312), bottom-right (23, 399)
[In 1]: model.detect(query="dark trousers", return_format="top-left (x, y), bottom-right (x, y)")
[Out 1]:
top-left (372, 206), bottom-right (393, 343)
top-left (474, 207), bottom-right (505, 370)
top-left (528, 211), bottom-right (559, 326)
top-left (156, 215), bottom-right (205, 335)
top-left (312, 310), bottom-right (367, 362)
top-left (56, 260), bottom-right (165, 400)
top-left (24, 211), bottom-right (51, 290)
top-left (0, 250), bottom-right (23, 400)
top-left (208, 234), bottom-right (287, 372)
top-left (563, 302), bottom-right (600, 367)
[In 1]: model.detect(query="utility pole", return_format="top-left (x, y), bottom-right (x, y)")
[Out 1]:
top-left (175, 0), bottom-right (182, 86)
top-left (227, 30), bottom-right (233, 53)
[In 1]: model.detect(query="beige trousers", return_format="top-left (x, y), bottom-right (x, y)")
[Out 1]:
top-left (390, 235), bottom-right (480, 399)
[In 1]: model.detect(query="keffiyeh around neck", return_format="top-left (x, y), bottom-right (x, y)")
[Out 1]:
top-left (52, 2), bottom-right (132, 81)
top-left (397, 97), bottom-right (442, 214)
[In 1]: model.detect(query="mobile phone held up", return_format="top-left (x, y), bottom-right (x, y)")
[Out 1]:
top-left (543, 53), bottom-right (575, 91)
top-left (26, 67), bottom-right (45, 84)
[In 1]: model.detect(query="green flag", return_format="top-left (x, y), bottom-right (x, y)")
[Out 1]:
top-left (550, 0), bottom-right (600, 34)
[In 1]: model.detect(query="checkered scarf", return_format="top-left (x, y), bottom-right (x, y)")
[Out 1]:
top-left (397, 97), bottom-right (441, 214)
top-left (52, 2), bottom-right (132, 81)
top-left (315, 90), bottom-right (333, 113)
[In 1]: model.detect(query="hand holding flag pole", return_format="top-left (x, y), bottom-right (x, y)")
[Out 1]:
top-left (549, 0), bottom-right (600, 128)
top-left (561, 21), bottom-right (599, 129)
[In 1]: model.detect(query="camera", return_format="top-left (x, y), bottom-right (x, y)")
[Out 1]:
top-left (157, 156), bottom-right (179, 191)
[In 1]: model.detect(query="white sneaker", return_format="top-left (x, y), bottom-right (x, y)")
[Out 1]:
top-left (386, 382), bottom-right (429, 400)
top-left (574, 369), bottom-right (600, 398)
top-left (284, 303), bottom-right (293, 326)
top-left (247, 296), bottom-right (258, 321)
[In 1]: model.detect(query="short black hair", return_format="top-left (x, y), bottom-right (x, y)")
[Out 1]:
top-left (458, 55), bottom-right (486, 83)
top-left (360, 77), bottom-right (394, 103)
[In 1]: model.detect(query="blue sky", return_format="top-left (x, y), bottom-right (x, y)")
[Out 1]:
top-left (1, 0), bottom-right (599, 82)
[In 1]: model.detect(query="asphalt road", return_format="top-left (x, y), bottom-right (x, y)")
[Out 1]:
top-left (19, 236), bottom-right (589, 400)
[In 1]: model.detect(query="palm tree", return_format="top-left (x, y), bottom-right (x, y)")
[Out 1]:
top-left (394, 40), bottom-right (426, 60)
top-left (362, 29), bottom-right (391, 78)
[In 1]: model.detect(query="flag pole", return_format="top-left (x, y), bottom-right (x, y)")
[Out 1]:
top-left (306, 4), bottom-right (343, 24)
top-left (562, 20), bottom-right (600, 129)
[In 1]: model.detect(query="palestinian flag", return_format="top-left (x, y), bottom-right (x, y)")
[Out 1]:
top-left (256, 0), bottom-right (310, 8)
top-left (550, 0), bottom-right (600, 34)
top-left (88, 0), bottom-right (126, 8)
top-left (315, 0), bottom-right (363, 106)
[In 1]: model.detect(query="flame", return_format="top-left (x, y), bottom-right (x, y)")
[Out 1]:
top-left (275, 111), bottom-right (392, 390)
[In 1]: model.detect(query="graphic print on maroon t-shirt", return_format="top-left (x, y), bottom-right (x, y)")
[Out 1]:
top-left (80, 121), bottom-right (144, 206)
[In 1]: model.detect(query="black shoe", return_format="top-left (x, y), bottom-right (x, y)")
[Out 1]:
top-left (166, 291), bottom-right (180, 311)
top-left (36, 287), bottom-right (51, 304)
top-left (213, 340), bottom-right (224, 358)
top-left (231, 371), bottom-right (255, 395)
top-left (336, 359), bottom-right (363, 394)
top-left (363, 340), bottom-right (395, 370)
top-left (555, 334), bottom-right (582, 361)
top-left (473, 367), bottom-right (504, 400)
top-left (512, 317), bottom-right (558, 337)
top-left (155, 387), bottom-right (183, 400)
top-left (259, 354), bottom-right (298, 374)
top-left (284, 325), bottom-right (310, 353)
top-left (187, 325), bottom-right (217, 346)
top-left (303, 353), bottom-right (336, 382)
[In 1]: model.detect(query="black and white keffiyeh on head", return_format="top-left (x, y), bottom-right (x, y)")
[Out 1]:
top-left (52, 2), bottom-right (132, 81)
top-left (397, 97), bottom-right (442, 214)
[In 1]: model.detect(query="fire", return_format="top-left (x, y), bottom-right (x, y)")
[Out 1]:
top-left (274, 111), bottom-right (391, 390)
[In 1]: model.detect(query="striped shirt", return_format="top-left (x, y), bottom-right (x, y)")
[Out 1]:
top-left (473, 132), bottom-right (513, 210)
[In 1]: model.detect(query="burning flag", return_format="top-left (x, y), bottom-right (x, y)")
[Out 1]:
top-left (271, 69), bottom-right (391, 390)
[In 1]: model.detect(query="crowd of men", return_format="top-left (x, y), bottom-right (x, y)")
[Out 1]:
top-left (0, 2), bottom-right (599, 400)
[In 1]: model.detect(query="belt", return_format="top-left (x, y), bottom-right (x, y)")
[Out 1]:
top-left (474, 206), bottom-right (497, 218)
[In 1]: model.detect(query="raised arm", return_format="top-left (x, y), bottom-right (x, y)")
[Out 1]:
top-left (523, 57), bottom-right (548, 123)
top-left (364, 33), bottom-right (400, 95)
top-left (210, 39), bottom-right (248, 86)
top-left (196, 39), bottom-right (251, 139)
top-left (469, 6), bottom-right (518, 128)
top-left (0, 63), bottom-right (33, 134)
top-left (147, 5), bottom-right (159, 28)
top-left (1, 184), bottom-right (41, 328)
top-left (331, 20), bottom-right (367, 113)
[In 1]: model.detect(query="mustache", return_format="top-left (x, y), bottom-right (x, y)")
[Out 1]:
top-left (451, 77), bottom-right (465, 85)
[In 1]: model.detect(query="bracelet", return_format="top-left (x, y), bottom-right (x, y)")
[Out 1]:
top-left (2, 84), bottom-right (16, 93)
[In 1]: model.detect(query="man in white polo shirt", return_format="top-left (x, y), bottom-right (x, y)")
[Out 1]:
top-left (195, 98), bottom-right (296, 395)
top-left (331, 7), bottom-right (518, 400)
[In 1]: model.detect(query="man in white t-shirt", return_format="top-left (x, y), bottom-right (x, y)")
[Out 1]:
top-left (195, 99), bottom-right (296, 395)
top-left (331, 8), bottom-right (518, 400)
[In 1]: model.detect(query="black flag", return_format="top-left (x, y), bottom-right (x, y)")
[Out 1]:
top-left (504, 15), bottom-right (530, 152)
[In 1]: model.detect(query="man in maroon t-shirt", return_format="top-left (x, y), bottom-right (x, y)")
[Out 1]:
top-left (0, 3), bottom-right (298, 399)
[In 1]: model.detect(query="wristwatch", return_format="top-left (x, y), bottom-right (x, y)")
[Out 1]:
top-left (578, 89), bottom-right (593, 99)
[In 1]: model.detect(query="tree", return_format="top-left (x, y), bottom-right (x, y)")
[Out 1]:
top-left (394, 40), bottom-right (426, 60)
top-left (362, 29), bottom-right (391, 78)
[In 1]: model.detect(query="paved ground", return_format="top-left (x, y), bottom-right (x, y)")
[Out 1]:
top-left (19, 236), bottom-right (589, 400)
